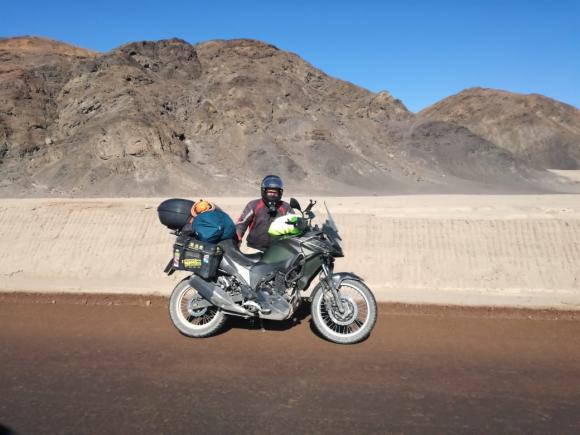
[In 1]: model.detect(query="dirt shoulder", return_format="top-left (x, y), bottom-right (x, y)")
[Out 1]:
top-left (1, 291), bottom-right (579, 320)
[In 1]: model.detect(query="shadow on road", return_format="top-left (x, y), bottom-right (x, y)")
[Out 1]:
top-left (0, 424), bottom-right (18, 435)
top-left (221, 299), bottom-right (373, 344)
top-left (306, 312), bottom-right (374, 345)
top-left (224, 299), bottom-right (312, 333)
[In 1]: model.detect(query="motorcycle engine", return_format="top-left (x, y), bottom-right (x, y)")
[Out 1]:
top-left (257, 272), bottom-right (287, 296)
top-left (218, 275), bottom-right (245, 298)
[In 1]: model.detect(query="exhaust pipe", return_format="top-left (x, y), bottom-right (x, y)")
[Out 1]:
top-left (189, 275), bottom-right (250, 316)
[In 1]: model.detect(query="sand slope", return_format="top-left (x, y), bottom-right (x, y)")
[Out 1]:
top-left (0, 196), bottom-right (579, 308)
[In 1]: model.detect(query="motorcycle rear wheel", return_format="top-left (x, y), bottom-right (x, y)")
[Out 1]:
top-left (169, 278), bottom-right (226, 338)
top-left (311, 279), bottom-right (377, 344)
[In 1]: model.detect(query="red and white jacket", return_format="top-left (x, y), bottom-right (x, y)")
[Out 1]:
top-left (236, 199), bottom-right (293, 251)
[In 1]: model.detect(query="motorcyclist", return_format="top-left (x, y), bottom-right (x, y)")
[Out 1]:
top-left (236, 175), bottom-right (294, 251)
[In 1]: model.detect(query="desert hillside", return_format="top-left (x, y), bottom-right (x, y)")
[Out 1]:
top-left (421, 87), bottom-right (580, 170)
top-left (1, 37), bottom-right (578, 196)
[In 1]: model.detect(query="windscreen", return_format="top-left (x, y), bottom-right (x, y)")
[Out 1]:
top-left (324, 202), bottom-right (341, 241)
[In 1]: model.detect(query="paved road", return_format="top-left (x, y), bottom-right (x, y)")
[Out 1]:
top-left (1, 300), bottom-right (579, 434)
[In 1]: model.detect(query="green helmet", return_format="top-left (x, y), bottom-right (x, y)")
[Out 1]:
top-left (268, 214), bottom-right (302, 237)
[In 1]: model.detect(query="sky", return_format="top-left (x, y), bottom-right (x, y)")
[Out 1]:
top-left (2, 0), bottom-right (578, 112)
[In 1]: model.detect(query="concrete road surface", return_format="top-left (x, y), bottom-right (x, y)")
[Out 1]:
top-left (1, 297), bottom-right (579, 434)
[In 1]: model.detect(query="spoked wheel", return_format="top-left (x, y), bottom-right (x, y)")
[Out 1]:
top-left (311, 279), bottom-right (377, 344)
top-left (168, 279), bottom-right (226, 338)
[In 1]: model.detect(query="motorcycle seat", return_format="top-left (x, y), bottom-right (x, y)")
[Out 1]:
top-left (218, 239), bottom-right (262, 265)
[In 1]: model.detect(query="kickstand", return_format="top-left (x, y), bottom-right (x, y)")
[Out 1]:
top-left (250, 316), bottom-right (265, 332)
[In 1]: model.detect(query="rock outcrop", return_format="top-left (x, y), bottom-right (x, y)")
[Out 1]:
top-left (421, 87), bottom-right (580, 169)
top-left (1, 37), bottom-right (577, 196)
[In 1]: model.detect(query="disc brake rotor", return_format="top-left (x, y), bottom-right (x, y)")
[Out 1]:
top-left (187, 297), bottom-right (208, 317)
top-left (327, 295), bottom-right (358, 326)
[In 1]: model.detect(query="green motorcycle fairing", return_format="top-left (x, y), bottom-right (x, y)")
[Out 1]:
top-left (260, 236), bottom-right (324, 291)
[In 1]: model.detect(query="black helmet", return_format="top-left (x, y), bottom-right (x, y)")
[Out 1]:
top-left (261, 175), bottom-right (284, 214)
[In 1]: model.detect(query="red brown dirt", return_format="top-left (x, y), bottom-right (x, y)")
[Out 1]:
top-left (1, 295), bottom-right (579, 434)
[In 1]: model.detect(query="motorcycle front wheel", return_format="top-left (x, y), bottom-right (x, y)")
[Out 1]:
top-left (311, 279), bottom-right (377, 344)
top-left (168, 278), bottom-right (226, 338)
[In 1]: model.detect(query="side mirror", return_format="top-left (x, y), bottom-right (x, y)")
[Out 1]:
top-left (289, 198), bottom-right (301, 211)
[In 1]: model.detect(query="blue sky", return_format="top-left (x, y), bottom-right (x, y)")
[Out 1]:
top-left (2, 0), bottom-right (578, 112)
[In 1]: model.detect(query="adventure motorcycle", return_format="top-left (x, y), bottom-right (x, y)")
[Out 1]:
top-left (159, 198), bottom-right (377, 344)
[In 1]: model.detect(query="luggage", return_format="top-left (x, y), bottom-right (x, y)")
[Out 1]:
top-left (158, 199), bottom-right (235, 279)
top-left (173, 235), bottom-right (223, 279)
top-left (193, 209), bottom-right (237, 243)
top-left (157, 198), bottom-right (194, 230)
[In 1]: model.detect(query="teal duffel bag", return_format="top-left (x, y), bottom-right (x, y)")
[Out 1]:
top-left (193, 209), bottom-right (237, 243)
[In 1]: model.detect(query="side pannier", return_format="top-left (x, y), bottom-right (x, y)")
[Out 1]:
top-left (172, 235), bottom-right (223, 280)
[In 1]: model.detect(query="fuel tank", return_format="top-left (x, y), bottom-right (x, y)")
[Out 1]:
top-left (219, 237), bottom-right (320, 290)
top-left (260, 238), bottom-right (302, 264)
top-left (246, 239), bottom-right (300, 288)
top-left (218, 238), bottom-right (301, 289)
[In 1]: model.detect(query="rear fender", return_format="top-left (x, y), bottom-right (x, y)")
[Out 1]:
top-left (164, 259), bottom-right (176, 276)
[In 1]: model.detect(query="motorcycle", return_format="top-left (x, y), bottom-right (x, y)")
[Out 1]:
top-left (159, 198), bottom-right (377, 344)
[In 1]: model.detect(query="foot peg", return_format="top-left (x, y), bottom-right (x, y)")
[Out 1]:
top-left (242, 300), bottom-right (271, 315)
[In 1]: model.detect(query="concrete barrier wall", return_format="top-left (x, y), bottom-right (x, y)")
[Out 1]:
top-left (1, 196), bottom-right (579, 309)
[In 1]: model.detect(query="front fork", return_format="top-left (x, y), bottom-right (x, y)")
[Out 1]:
top-left (321, 260), bottom-right (346, 314)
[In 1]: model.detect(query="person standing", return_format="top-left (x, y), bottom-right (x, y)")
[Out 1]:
top-left (236, 175), bottom-right (294, 251)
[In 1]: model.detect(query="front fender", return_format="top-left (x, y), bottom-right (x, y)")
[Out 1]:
top-left (331, 272), bottom-right (364, 288)
top-left (310, 272), bottom-right (364, 300)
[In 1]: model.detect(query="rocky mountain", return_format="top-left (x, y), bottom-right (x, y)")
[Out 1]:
top-left (421, 87), bottom-right (580, 169)
top-left (0, 36), bottom-right (578, 197)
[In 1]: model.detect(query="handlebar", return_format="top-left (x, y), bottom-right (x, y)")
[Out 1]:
top-left (304, 199), bottom-right (316, 214)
